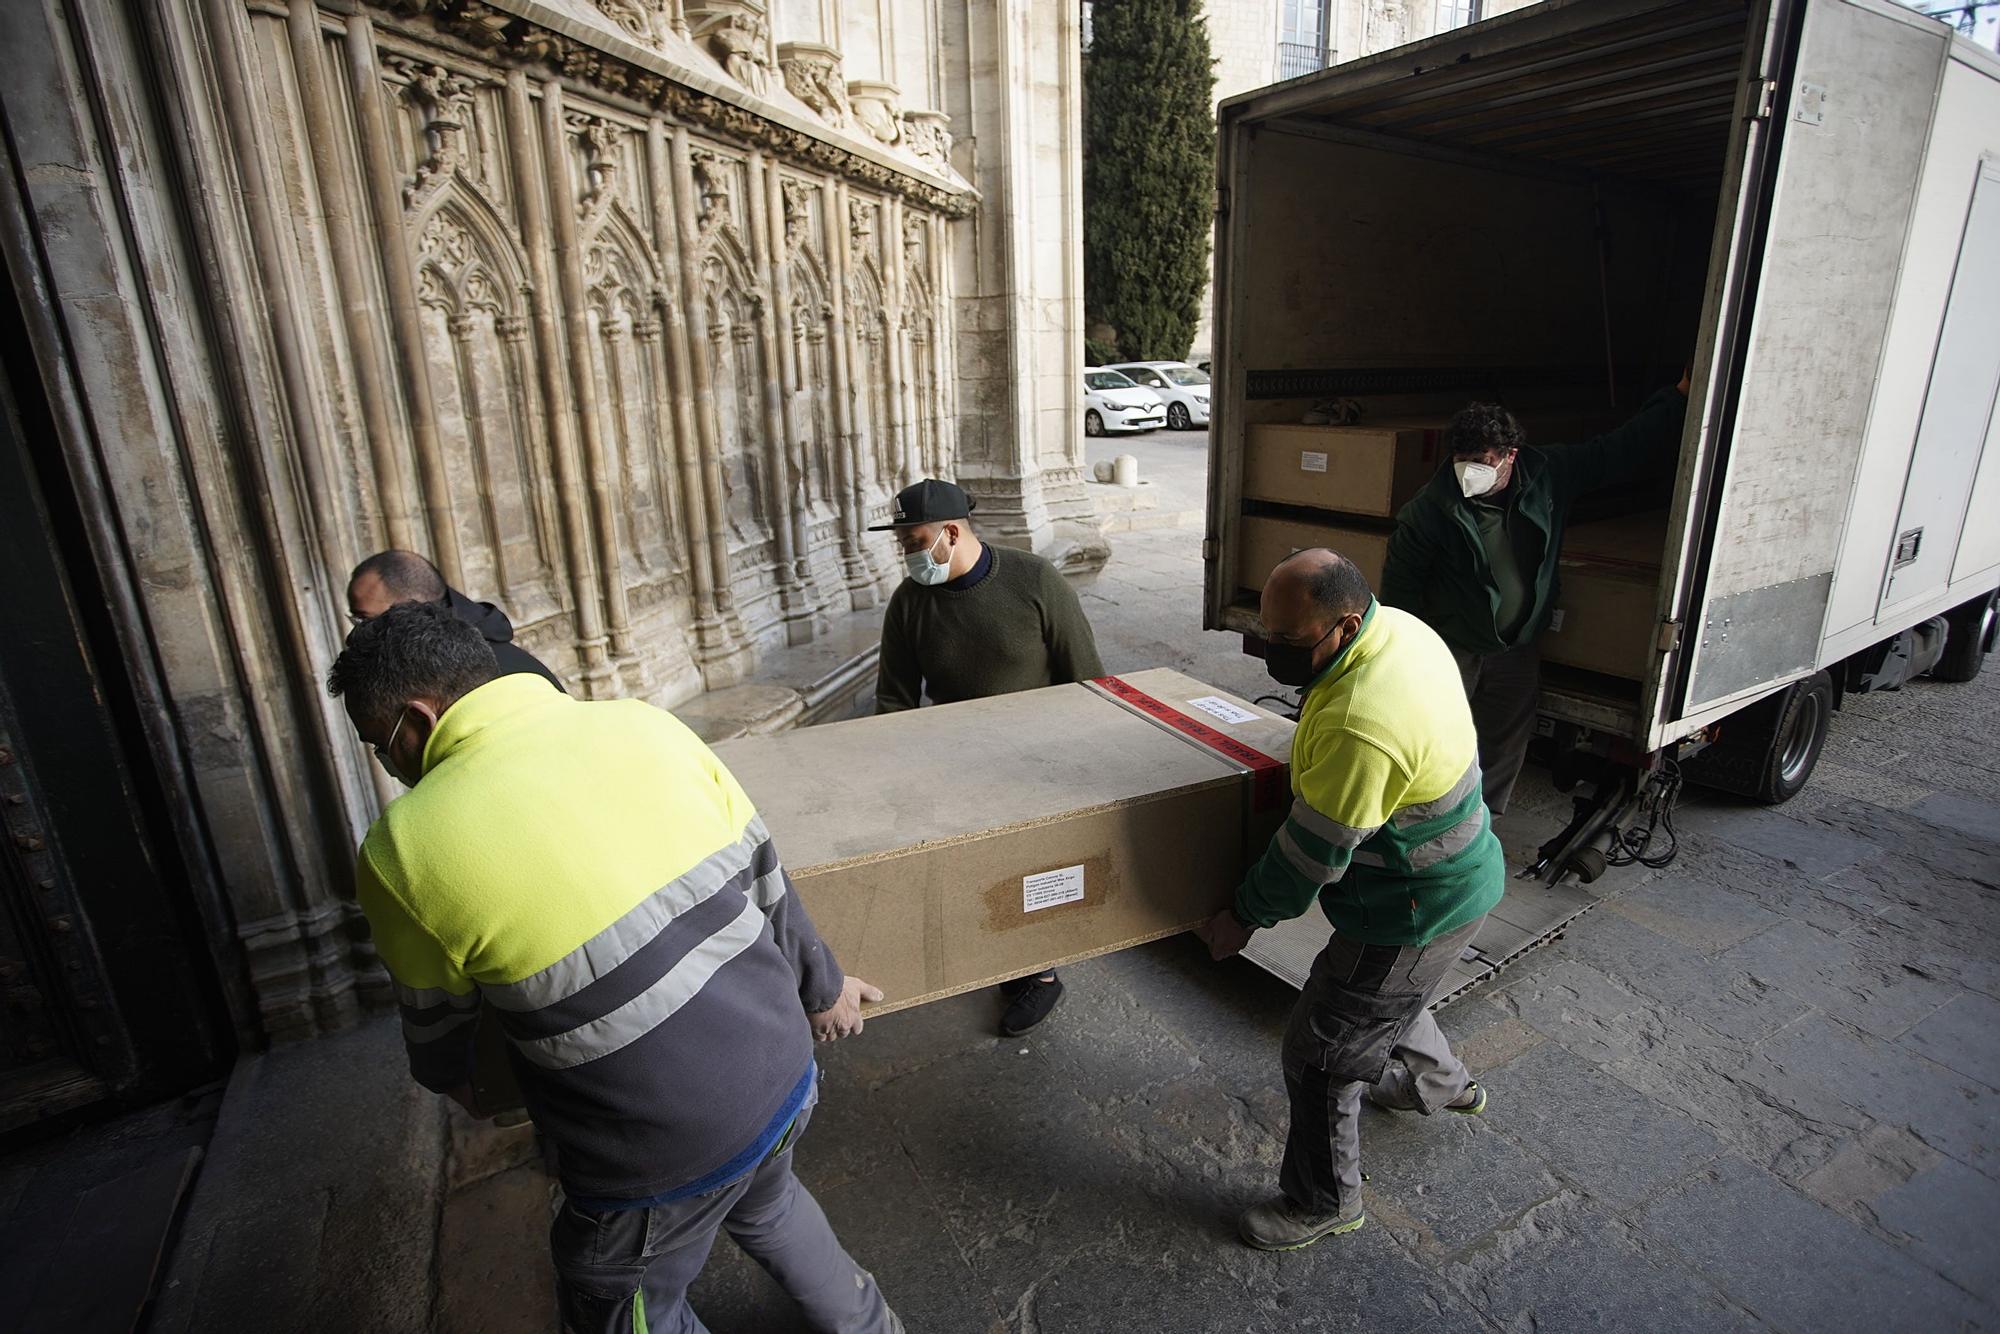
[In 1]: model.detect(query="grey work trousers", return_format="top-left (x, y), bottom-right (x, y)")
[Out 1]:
top-left (550, 1095), bottom-right (893, 1334)
top-left (1453, 642), bottom-right (1541, 816)
top-left (1279, 916), bottom-right (1484, 1218)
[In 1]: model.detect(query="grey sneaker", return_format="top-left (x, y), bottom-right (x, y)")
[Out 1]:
top-left (1368, 1069), bottom-right (1487, 1115)
top-left (1237, 1195), bottom-right (1365, 1251)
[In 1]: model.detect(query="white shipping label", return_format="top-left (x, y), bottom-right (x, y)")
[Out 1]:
top-left (1023, 864), bottom-right (1086, 913)
top-left (1299, 451), bottom-right (1329, 473)
top-left (1549, 609), bottom-right (1567, 632)
top-left (1186, 695), bottom-right (1258, 725)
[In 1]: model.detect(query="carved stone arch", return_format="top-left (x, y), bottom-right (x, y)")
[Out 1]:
top-left (411, 178), bottom-right (534, 316)
top-left (699, 226), bottom-right (769, 538)
top-left (848, 253), bottom-right (895, 492)
top-left (786, 244), bottom-right (836, 510)
top-left (581, 199), bottom-right (660, 324)
top-left (409, 180), bottom-right (563, 624)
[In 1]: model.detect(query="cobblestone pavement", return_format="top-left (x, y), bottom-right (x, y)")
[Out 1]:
top-left (675, 427), bottom-right (2000, 1333)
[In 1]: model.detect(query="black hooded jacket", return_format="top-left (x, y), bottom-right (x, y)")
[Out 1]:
top-left (441, 586), bottom-right (567, 694)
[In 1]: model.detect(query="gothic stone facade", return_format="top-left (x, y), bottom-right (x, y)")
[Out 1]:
top-left (0, 0), bottom-right (1093, 1042)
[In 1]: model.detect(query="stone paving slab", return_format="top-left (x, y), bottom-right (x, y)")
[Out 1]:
top-left (1873, 1157), bottom-right (2000, 1308)
top-left (1896, 990), bottom-right (2000, 1090)
top-left (1442, 1194), bottom-right (1761, 1333)
top-left (1721, 919), bottom-right (1962, 1041)
top-left (1636, 1157), bottom-right (1988, 1333)
top-left (1606, 870), bottom-right (1790, 954)
top-left (1476, 1040), bottom-right (1724, 1209)
top-left (1757, 1016), bottom-right (2000, 1181)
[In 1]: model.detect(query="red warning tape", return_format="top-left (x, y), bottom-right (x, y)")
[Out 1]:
top-left (1089, 675), bottom-right (1288, 812)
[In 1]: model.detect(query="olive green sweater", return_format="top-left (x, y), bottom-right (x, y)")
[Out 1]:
top-left (875, 546), bottom-right (1105, 711)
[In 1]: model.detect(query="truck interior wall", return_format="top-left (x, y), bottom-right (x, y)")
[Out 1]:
top-left (1237, 129), bottom-right (1716, 430)
top-left (1823, 50), bottom-right (2000, 651)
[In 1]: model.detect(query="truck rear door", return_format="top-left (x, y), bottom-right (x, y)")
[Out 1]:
top-left (1666, 0), bottom-right (1947, 730)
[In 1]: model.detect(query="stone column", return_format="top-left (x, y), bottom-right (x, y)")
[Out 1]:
top-left (746, 152), bottom-right (814, 644)
top-left (503, 71), bottom-right (615, 695)
top-left (345, 16), bottom-right (465, 584)
top-left (542, 91), bottom-right (638, 685)
top-left (941, 0), bottom-right (1104, 572)
top-left (646, 118), bottom-right (722, 634)
top-left (670, 125), bottom-right (756, 682)
top-left (283, 0), bottom-right (414, 551)
top-left (827, 179), bottom-right (878, 607)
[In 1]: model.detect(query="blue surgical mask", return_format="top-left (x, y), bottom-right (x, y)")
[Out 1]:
top-left (904, 531), bottom-right (951, 586)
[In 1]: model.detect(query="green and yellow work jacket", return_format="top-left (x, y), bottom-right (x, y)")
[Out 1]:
top-left (1232, 603), bottom-right (1505, 945)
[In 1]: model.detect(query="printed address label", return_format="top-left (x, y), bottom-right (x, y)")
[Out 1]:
top-left (1186, 695), bottom-right (1257, 725)
top-left (1023, 864), bottom-right (1085, 912)
top-left (1300, 450), bottom-right (1329, 473)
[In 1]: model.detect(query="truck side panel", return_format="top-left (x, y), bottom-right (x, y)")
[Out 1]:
top-left (1678, 0), bottom-right (1945, 713)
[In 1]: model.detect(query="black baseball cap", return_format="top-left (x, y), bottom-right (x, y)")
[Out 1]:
top-left (867, 478), bottom-right (977, 530)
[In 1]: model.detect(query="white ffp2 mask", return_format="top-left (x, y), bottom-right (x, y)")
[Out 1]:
top-left (1454, 460), bottom-right (1501, 499)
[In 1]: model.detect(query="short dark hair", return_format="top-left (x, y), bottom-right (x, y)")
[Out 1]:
top-left (327, 601), bottom-right (496, 726)
top-left (349, 549), bottom-right (447, 603)
top-left (1445, 402), bottom-right (1525, 460)
top-left (1298, 551), bottom-right (1373, 619)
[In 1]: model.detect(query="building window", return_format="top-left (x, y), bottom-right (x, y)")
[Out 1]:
top-left (1437, 0), bottom-right (1483, 31)
top-left (1278, 0), bottom-right (1331, 79)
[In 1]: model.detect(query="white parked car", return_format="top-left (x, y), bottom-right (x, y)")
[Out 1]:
top-left (1082, 368), bottom-right (1165, 436)
top-left (1107, 361), bottom-right (1210, 430)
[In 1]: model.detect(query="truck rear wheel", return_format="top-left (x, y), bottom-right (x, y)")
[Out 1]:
top-left (1682, 671), bottom-right (1834, 806)
top-left (1929, 591), bottom-right (1996, 683)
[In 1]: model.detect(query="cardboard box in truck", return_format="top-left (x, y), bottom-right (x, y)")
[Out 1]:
top-left (1238, 516), bottom-right (1389, 595)
top-left (1242, 421), bottom-right (1444, 517)
top-left (1540, 514), bottom-right (1669, 682)
top-left (713, 670), bottom-right (1294, 1014)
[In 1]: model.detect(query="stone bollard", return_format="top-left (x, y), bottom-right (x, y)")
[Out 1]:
top-left (1113, 454), bottom-right (1139, 487)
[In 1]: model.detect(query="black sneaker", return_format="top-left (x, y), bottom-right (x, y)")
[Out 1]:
top-left (999, 974), bottom-right (1064, 1036)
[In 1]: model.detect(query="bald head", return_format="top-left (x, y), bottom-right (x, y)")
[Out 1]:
top-left (1258, 548), bottom-right (1373, 686)
top-left (347, 549), bottom-right (447, 624)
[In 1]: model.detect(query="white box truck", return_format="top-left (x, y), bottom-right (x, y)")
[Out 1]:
top-left (1205, 0), bottom-right (2000, 887)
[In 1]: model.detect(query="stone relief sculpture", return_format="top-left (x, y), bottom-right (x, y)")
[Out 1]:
top-left (688, 2), bottom-right (774, 96)
top-left (846, 80), bottom-right (902, 145)
top-left (777, 43), bottom-right (850, 128)
top-left (591, 0), bottom-right (676, 44)
top-left (900, 109), bottom-right (952, 171)
top-left (390, 58), bottom-right (483, 214)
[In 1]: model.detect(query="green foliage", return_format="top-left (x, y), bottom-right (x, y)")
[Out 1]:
top-left (1083, 0), bottom-right (1217, 364)
top-left (1084, 333), bottom-right (1121, 365)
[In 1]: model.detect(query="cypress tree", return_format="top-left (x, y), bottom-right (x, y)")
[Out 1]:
top-left (1083, 0), bottom-right (1216, 364)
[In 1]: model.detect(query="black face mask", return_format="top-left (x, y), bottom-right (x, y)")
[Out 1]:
top-left (1265, 622), bottom-right (1339, 688)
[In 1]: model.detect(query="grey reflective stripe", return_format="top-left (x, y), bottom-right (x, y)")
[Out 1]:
top-left (398, 982), bottom-right (477, 1012)
top-left (483, 823), bottom-right (766, 1013)
top-left (515, 898), bottom-right (766, 1070)
top-left (1351, 849), bottom-right (1390, 868)
top-left (1407, 808), bottom-right (1489, 870)
top-left (1276, 824), bottom-right (1351, 882)
top-left (747, 864), bottom-right (786, 908)
top-left (1288, 797), bottom-right (1375, 850)
top-left (403, 1009), bottom-right (479, 1045)
top-left (1392, 761), bottom-right (1482, 828)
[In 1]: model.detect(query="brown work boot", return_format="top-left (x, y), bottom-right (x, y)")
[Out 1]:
top-left (1237, 1194), bottom-right (1365, 1251)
